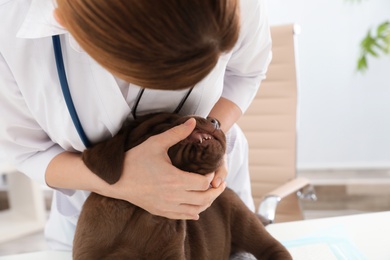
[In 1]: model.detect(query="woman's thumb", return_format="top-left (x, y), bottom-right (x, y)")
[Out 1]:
top-left (155, 118), bottom-right (196, 149)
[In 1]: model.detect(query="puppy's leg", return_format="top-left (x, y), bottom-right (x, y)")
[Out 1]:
top-left (225, 190), bottom-right (292, 260)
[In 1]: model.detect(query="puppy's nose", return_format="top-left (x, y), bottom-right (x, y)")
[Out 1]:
top-left (207, 117), bottom-right (220, 130)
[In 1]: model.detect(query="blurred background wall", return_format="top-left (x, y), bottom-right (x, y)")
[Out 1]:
top-left (266, 0), bottom-right (390, 170)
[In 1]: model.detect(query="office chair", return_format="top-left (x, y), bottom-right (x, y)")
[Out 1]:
top-left (238, 24), bottom-right (316, 224)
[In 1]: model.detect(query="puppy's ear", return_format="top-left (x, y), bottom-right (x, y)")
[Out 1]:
top-left (82, 133), bottom-right (126, 185)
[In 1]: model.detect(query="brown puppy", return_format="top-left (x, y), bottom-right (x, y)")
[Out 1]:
top-left (73, 113), bottom-right (292, 260)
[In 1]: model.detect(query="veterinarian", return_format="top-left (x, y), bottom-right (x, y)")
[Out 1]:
top-left (0, 0), bottom-right (271, 251)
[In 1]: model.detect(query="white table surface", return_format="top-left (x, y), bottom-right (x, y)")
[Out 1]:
top-left (1, 211), bottom-right (389, 260)
top-left (0, 251), bottom-right (71, 260)
top-left (267, 211), bottom-right (390, 260)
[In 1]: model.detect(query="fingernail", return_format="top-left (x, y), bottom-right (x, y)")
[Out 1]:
top-left (214, 178), bottom-right (222, 187)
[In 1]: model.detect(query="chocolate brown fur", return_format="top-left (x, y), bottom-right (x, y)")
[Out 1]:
top-left (73, 112), bottom-right (292, 259)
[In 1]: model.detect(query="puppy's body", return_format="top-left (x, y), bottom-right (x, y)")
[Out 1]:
top-left (73, 113), bottom-right (292, 260)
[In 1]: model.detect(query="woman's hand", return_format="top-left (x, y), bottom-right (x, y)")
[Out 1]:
top-left (211, 154), bottom-right (228, 188)
top-left (105, 118), bottom-right (227, 220)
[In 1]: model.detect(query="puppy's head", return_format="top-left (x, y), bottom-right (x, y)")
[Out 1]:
top-left (82, 113), bottom-right (226, 184)
top-left (168, 116), bottom-right (226, 174)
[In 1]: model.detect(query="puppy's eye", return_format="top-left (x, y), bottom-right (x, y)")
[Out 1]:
top-left (207, 117), bottom-right (220, 130)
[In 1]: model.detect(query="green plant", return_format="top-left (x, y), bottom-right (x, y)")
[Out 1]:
top-left (357, 21), bottom-right (390, 72)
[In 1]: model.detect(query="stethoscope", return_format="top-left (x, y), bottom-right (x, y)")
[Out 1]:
top-left (52, 35), bottom-right (193, 147)
top-left (130, 87), bottom-right (193, 120)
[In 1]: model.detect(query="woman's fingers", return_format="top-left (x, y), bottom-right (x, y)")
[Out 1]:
top-left (150, 118), bottom-right (196, 150)
top-left (211, 155), bottom-right (228, 188)
top-left (173, 171), bottom-right (214, 191)
top-left (154, 181), bottom-right (227, 220)
top-left (184, 181), bottom-right (227, 207)
top-left (178, 156), bottom-right (227, 191)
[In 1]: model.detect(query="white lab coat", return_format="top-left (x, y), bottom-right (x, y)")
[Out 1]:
top-left (0, 0), bottom-right (271, 250)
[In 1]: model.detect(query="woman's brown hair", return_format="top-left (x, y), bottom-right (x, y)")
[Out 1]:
top-left (56, 0), bottom-right (240, 90)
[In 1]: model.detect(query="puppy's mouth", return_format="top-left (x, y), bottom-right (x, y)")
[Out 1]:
top-left (183, 128), bottom-right (214, 144)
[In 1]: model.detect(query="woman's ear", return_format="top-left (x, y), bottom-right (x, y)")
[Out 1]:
top-left (53, 9), bottom-right (65, 28)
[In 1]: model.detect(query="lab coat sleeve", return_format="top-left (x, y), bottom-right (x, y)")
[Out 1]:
top-left (222, 0), bottom-right (272, 113)
top-left (0, 51), bottom-right (65, 187)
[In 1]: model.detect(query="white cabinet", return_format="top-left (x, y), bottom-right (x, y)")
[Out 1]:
top-left (0, 164), bottom-right (46, 243)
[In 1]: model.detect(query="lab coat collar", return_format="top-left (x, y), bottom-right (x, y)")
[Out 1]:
top-left (17, 0), bottom-right (65, 38)
top-left (16, 0), bottom-right (85, 53)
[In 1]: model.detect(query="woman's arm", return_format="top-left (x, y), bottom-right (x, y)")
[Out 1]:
top-left (207, 97), bottom-right (242, 188)
top-left (206, 0), bottom-right (272, 189)
top-left (208, 97), bottom-right (242, 133)
top-left (46, 152), bottom-right (108, 195)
